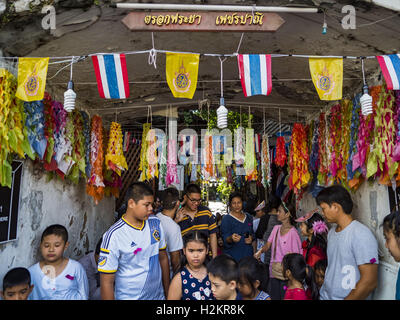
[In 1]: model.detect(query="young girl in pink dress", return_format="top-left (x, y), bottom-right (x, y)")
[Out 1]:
top-left (282, 253), bottom-right (319, 300)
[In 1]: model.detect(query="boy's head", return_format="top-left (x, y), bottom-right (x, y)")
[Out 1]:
top-left (126, 182), bottom-right (154, 220)
top-left (1, 268), bottom-right (33, 300)
top-left (207, 254), bottom-right (238, 300)
top-left (161, 187), bottom-right (180, 212)
top-left (40, 224), bottom-right (69, 263)
top-left (184, 183), bottom-right (202, 212)
top-left (316, 185), bottom-right (353, 223)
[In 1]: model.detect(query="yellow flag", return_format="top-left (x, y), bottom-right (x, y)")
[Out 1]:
top-left (16, 57), bottom-right (49, 101)
top-left (166, 53), bottom-right (199, 99)
top-left (309, 58), bottom-right (343, 100)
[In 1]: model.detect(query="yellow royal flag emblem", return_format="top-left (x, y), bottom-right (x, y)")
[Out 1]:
top-left (16, 57), bottom-right (49, 101)
top-left (166, 52), bottom-right (199, 99)
top-left (309, 58), bottom-right (343, 101)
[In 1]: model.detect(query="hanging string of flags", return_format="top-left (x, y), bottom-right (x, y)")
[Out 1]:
top-left (6, 49), bottom-right (399, 107)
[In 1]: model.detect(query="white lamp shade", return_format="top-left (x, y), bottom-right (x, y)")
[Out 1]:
top-left (360, 92), bottom-right (373, 116)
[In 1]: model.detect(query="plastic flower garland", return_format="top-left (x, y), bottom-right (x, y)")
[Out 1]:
top-left (245, 128), bottom-right (257, 181)
top-left (288, 123), bottom-right (310, 194)
top-left (337, 100), bottom-right (352, 184)
top-left (105, 121), bottom-right (128, 176)
top-left (81, 111), bottom-right (91, 178)
top-left (329, 104), bottom-right (343, 180)
top-left (43, 92), bottom-right (56, 167)
top-left (347, 94), bottom-right (362, 190)
top-left (261, 134), bottom-right (271, 188)
top-left (86, 115), bottom-right (105, 204)
top-left (367, 84), bottom-right (397, 185)
top-left (0, 69), bottom-right (34, 187)
top-left (317, 112), bottom-right (329, 185)
top-left (275, 136), bottom-right (287, 167)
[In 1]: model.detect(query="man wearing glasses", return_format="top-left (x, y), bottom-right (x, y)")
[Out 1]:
top-left (175, 183), bottom-right (218, 258)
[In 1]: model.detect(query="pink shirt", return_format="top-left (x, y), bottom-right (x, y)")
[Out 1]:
top-left (267, 225), bottom-right (302, 278)
top-left (284, 288), bottom-right (310, 300)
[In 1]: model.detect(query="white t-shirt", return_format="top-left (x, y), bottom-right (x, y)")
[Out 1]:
top-left (29, 259), bottom-right (89, 300)
top-left (78, 252), bottom-right (101, 300)
top-left (319, 220), bottom-right (379, 300)
top-left (99, 215), bottom-right (167, 300)
top-left (156, 212), bottom-right (184, 277)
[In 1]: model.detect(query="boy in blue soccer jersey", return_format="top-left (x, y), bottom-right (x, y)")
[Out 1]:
top-left (99, 182), bottom-right (170, 300)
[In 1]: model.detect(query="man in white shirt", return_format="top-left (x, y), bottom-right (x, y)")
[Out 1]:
top-left (156, 187), bottom-right (184, 278)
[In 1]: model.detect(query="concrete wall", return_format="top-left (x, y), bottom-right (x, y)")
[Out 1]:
top-left (299, 181), bottom-right (399, 300)
top-left (0, 159), bottom-right (115, 290)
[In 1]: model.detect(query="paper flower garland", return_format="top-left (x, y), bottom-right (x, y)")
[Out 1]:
top-left (275, 136), bottom-right (287, 167)
top-left (139, 123), bottom-right (158, 181)
top-left (347, 94), bottom-right (362, 190)
top-left (105, 121), bottom-right (128, 176)
top-left (86, 115), bottom-right (105, 204)
top-left (317, 112), bottom-right (329, 185)
top-left (245, 128), bottom-right (257, 181)
top-left (288, 123), bottom-right (310, 194)
top-left (0, 69), bottom-right (34, 187)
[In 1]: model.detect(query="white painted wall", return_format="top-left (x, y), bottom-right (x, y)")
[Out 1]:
top-left (299, 181), bottom-right (399, 300)
top-left (372, 0), bottom-right (400, 12)
top-left (0, 159), bottom-right (115, 290)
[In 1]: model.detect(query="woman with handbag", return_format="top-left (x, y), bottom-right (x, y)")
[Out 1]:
top-left (254, 201), bottom-right (302, 300)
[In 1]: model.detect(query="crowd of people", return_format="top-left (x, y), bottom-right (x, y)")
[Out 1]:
top-left (1, 182), bottom-right (400, 300)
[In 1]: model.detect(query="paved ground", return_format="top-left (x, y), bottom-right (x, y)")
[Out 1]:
top-left (208, 201), bottom-right (228, 216)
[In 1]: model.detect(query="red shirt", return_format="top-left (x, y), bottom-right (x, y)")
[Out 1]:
top-left (302, 240), bottom-right (327, 268)
top-left (284, 288), bottom-right (310, 300)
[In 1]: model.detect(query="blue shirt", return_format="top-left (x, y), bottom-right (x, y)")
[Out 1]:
top-left (221, 212), bottom-right (254, 262)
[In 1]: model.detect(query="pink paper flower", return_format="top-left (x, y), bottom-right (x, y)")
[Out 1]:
top-left (370, 258), bottom-right (377, 264)
top-left (65, 274), bottom-right (74, 280)
top-left (133, 248), bottom-right (142, 255)
top-left (312, 220), bottom-right (328, 235)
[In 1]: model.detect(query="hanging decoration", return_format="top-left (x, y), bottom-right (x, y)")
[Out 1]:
top-left (237, 54), bottom-right (272, 97)
top-left (16, 57), bottom-right (49, 102)
top-left (347, 94), bottom-right (362, 190)
top-left (261, 134), bottom-right (271, 188)
top-left (139, 123), bottom-right (151, 181)
top-left (317, 112), bottom-right (329, 185)
top-left (43, 92), bottom-right (57, 171)
top-left (0, 69), bottom-right (35, 187)
top-left (166, 52), bottom-right (199, 99)
top-left (86, 115), bottom-right (105, 204)
top-left (376, 54), bottom-right (400, 91)
top-left (245, 127), bottom-right (257, 181)
top-left (337, 99), bottom-right (352, 184)
top-left (105, 121), bottom-right (128, 176)
top-left (166, 137), bottom-right (179, 185)
top-left (91, 54), bottom-right (130, 99)
top-left (81, 111), bottom-right (92, 178)
top-left (275, 136), bottom-right (287, 167)
top-left (367, 83), bottom-right (397, 185)
top-left (309, 58), bottom-right (343, 101)
top-left (288, 123), bottom-right (310, 194)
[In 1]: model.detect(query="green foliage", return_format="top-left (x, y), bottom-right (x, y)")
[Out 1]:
top-left (192, 109), bottom-right (253, 131)
top-left (216, 177), bottom-right (234, 204)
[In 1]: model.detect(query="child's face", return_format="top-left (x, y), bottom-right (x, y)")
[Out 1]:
top-left (237, 277), bottom-right (258, 299)
top-left (208, 273), bottom-right (236, 300)
top-left (300, 222), bottom-right (312, 237)
top-left (277, 205), bottom-right (290, 223)
top-left (384, 230), bottom-right (400, 262)
top-left (314, 268), bottom-right (325, 288)
top-left (128, 195), bottom-right (154, 221)
top-left (1, 284), bottom-right (33, 300)
top-left (40, 234), bottom-right (68, 263)
top-left (183, 241), bottom-right (208, 268)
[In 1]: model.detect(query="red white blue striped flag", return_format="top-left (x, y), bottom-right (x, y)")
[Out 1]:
top-left (376, 54), bottom-right (400, 90)
top-left (237, 54), bottom-right (272, 97)
top-left (91, 54), bottom-right (130, 99)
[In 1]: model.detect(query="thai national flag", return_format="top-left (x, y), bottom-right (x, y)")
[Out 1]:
top-left (91, 54), bottom-right (130, 99)
top-left (376, 54), bottom-right (400, 90)
top-left (237, 54), bottom-right (272, 97)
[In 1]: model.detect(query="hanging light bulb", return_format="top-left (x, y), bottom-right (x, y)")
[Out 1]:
top-left (322, 11), bottom-right (327, 35)
top-left (64, 57), bottom-right (76, 112)
top-left (360, 58), bottom-right (373, 116)
top-left (217, 57), bottom-right (228, 129)
top-left (64, 80), bottom-right (76, 112)
top-left (217, 97), bottom-right (228, 128)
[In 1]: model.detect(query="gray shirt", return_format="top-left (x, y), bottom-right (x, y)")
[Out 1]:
top-left (319, 220), bottom-right (379, 300)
